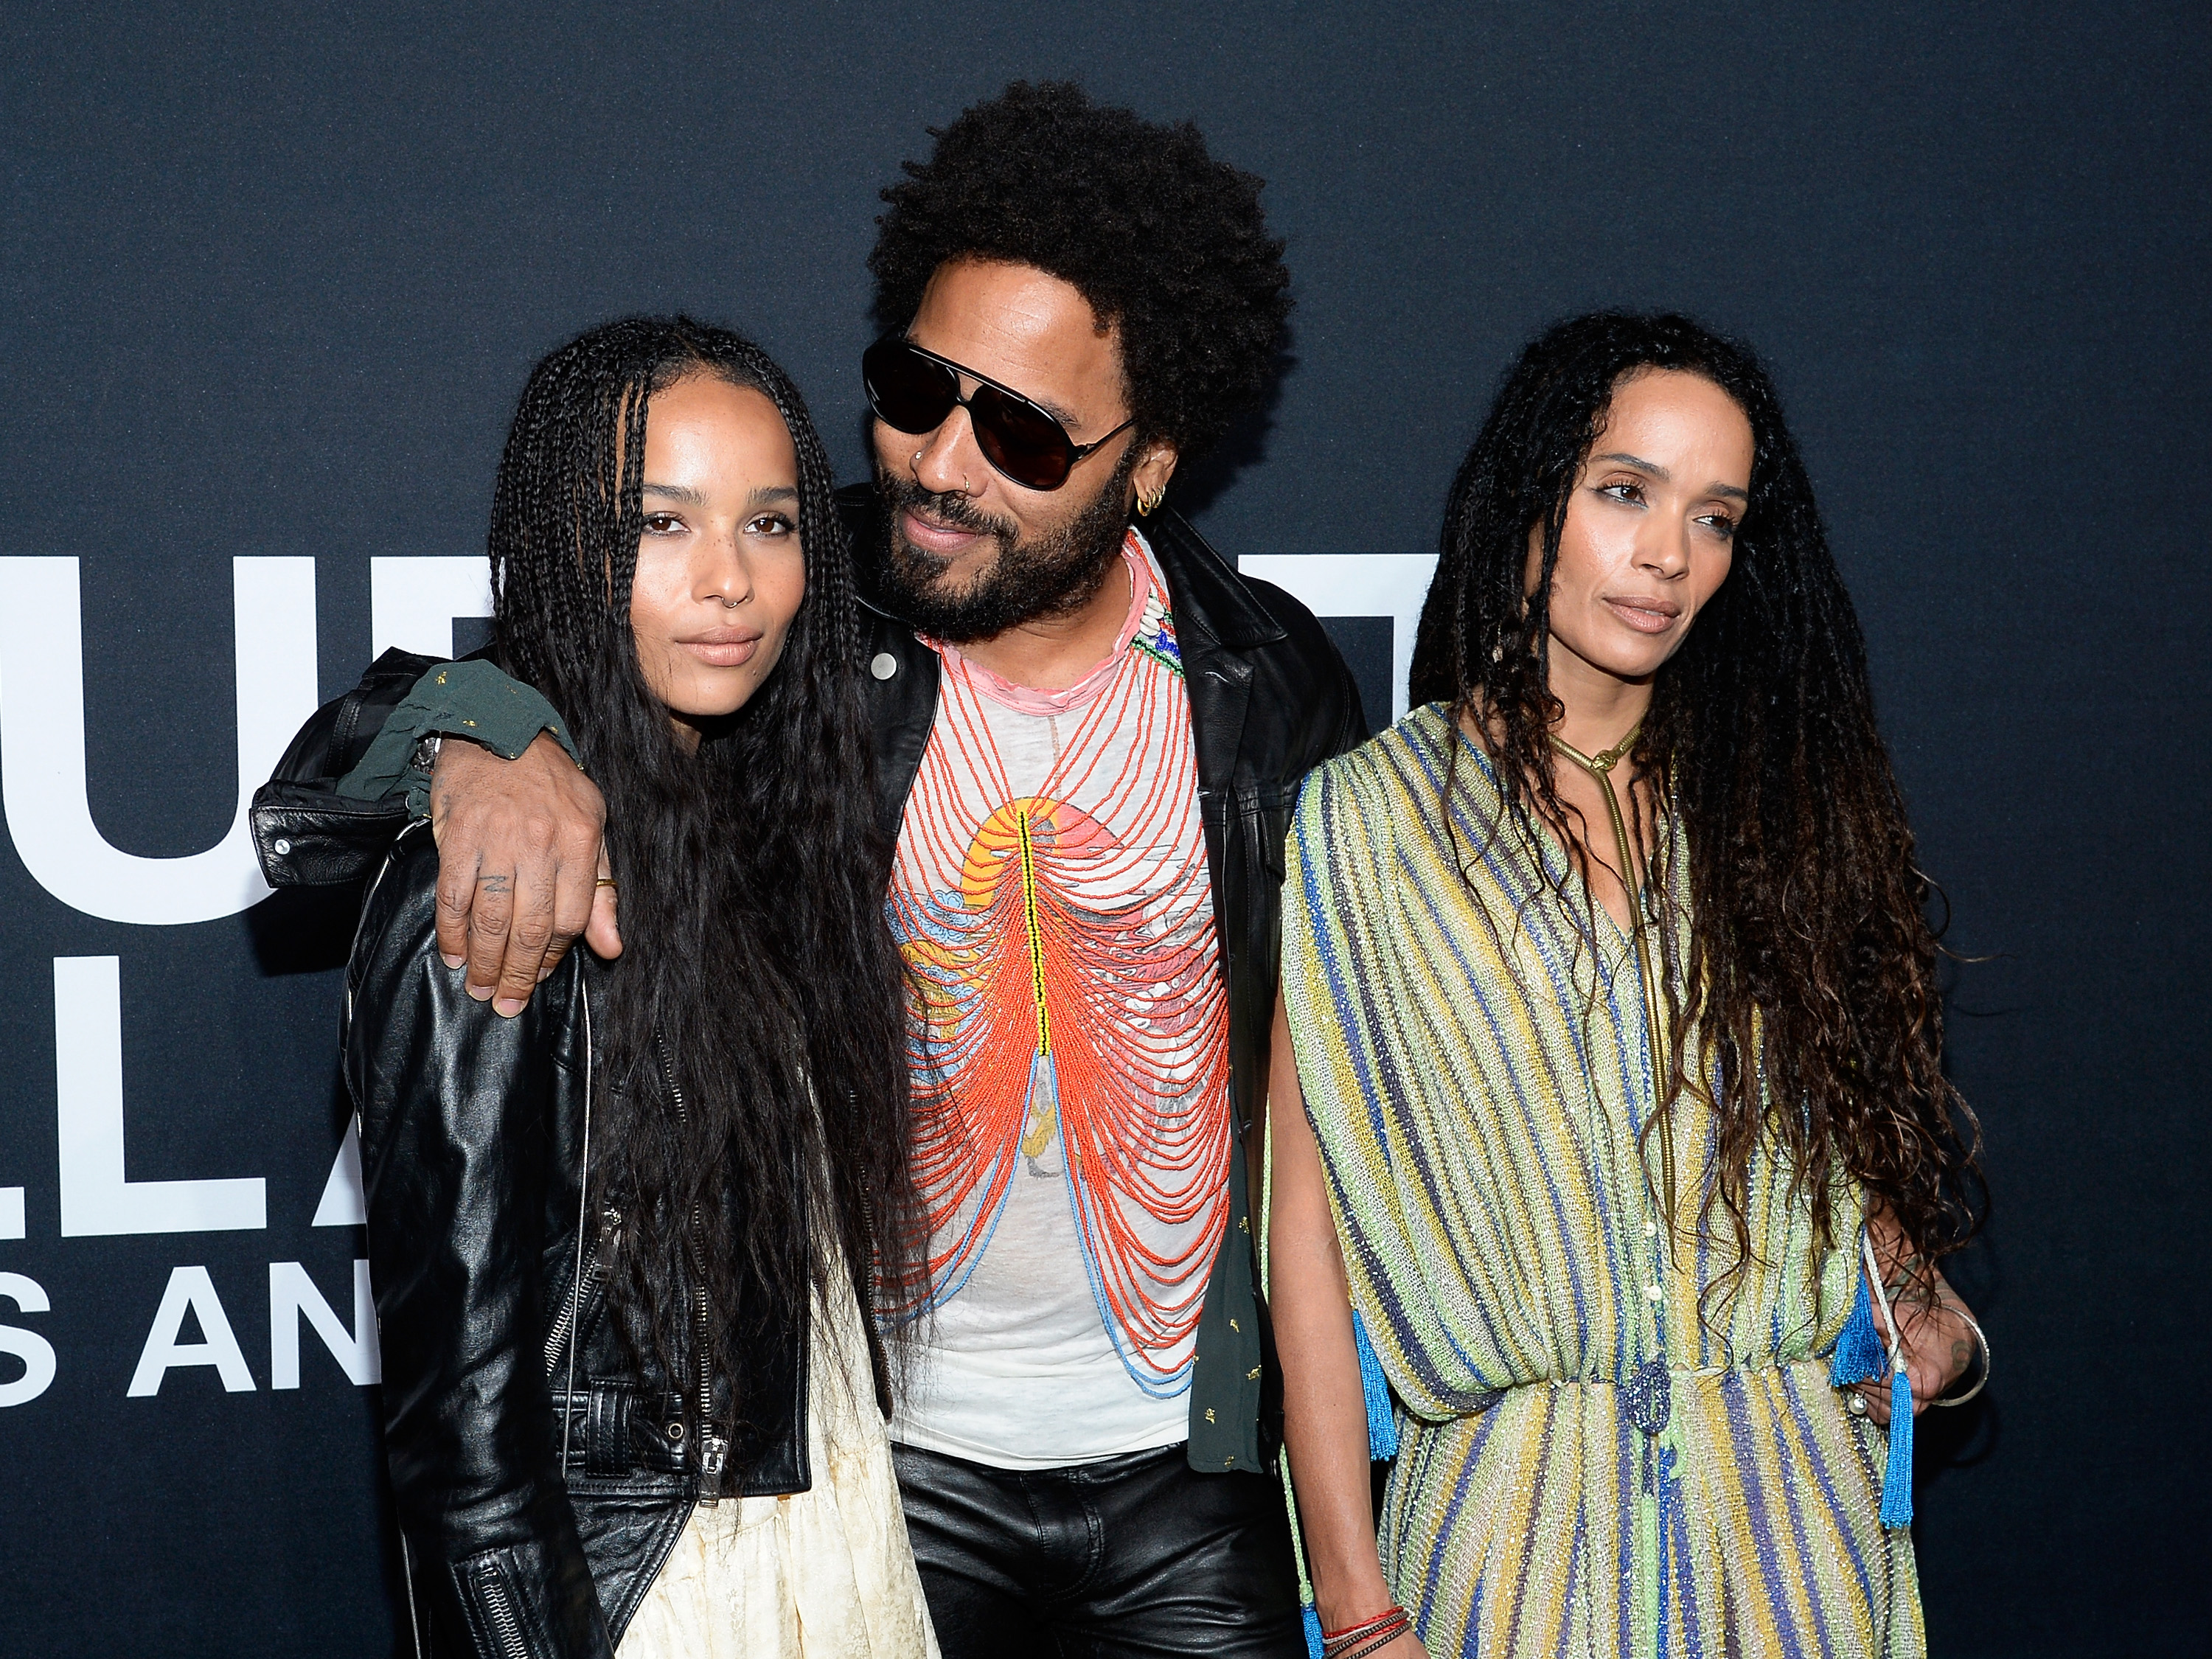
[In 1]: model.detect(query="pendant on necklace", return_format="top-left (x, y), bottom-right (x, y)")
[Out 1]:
top-left (1625, 1357), bottom-right (1672, 1438)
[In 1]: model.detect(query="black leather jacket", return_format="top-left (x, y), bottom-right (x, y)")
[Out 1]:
top-left (346, 826), bottom-right (818, 1658)
top-left (256, 488), bottom-right (1364, 1476)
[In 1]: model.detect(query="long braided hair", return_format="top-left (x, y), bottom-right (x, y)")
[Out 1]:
top-left (488, 316), bottom-right (923, 1416)
top-left (1409, 311), bottom-right (1982, 1296)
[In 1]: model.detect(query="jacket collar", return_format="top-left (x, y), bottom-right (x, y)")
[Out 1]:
top-left (1133, 507), bottom-right (1286, 653)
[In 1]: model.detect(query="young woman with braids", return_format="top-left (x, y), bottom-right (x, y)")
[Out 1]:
top-left (1266, 313), bottom-right (1985, 1658)
top-left (343, 317), bottom-right (936, 1658)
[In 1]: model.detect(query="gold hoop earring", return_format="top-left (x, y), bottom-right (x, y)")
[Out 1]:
top-left (1137, 487), bottom-right (1164, 517)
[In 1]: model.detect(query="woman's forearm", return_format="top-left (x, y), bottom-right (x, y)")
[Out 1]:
top-left (1268, 999), bottom-right (1398, 1629)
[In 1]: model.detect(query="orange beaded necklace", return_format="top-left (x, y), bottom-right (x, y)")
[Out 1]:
top-left (890, 541), bottom-right (1231, 1395)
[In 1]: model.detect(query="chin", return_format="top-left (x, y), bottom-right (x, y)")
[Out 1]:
top-left (894, 530), bottom-right (1003, 588)
top-left (1594, 629), bottom-right (1690, 681)
top-left (671, 681), bottom-right (761, 722)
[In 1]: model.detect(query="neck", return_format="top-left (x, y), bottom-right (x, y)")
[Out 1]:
top-left (1547, 644), bottom-right (1654, 761)
top-left (955, 545), bottom-right (1134, 693)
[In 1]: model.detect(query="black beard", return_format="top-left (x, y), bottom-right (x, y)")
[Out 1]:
top-left (872, 452), bottom-right (1137, 644)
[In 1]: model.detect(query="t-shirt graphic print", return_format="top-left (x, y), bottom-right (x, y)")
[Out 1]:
top-left (887, 530), bottom-right (1229, 1468)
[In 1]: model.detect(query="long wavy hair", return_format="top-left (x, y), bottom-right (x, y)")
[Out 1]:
top-left (1409, 311), bottom-right (1982, 1295)
top-left (487, 316), bottom-right (924, 1422)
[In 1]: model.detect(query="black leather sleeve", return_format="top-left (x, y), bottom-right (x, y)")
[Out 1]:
top-left (252, 647), bottom-right (447, 889)
top-left (346, 830), bottom-right (613, 1659)
top-left (1321, 635), bottom-right (1370, 764)
top-left (1236, 573), bottom-right (1371, 769)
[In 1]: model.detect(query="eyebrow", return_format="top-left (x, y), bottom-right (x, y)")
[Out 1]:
top-left (639, 482), bottom-right (799, 509)
top-left (1595, 451), bottom-right (1749, 503)
top-left (906, 336), bottom-right (1085, 429)
top-left (1029, 392), bottom-right (1083, 428)
top-left (970, 369), bottom-right (1080, 428)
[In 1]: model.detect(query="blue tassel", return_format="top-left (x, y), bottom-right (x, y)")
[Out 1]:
top-left (1829, 1268), bottom-right (1883, 1387)
top-left (1352, 1310), bottom-right (1399, 1460)
top-left (1301, 1601), bottom-right (1325, 1658)
top-left (1879, 1368), bottom-right (1915, 1528)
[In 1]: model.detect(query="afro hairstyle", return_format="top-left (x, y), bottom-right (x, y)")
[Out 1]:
top-left (869, 80), bottom-right (1291, 462)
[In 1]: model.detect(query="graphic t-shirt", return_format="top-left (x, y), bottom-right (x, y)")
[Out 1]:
top-left (886, 529), bottom-right (1230, 1469)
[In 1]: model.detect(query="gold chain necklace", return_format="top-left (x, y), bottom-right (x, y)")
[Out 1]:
top-left (1550, 720), bottom-right (1684, 1455)
top-left (1548, 723), bottom-right (1677, 1229)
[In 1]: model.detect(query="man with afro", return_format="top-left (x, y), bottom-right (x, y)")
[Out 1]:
top-left (851, 81), bottom-right (1363, 1658)
top-left (266, 80), bottom-right (1366, 1657)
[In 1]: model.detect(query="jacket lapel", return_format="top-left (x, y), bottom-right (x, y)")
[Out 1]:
top-left (841, 486), bottom-right (944, 844)
top-left (1147, 508), bottom-right (1280, 923)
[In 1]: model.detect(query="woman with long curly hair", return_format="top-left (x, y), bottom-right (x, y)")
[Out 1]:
top-left (1266, 313), bottom-right (1985, 1658)
top-left (344, 316), bottom-right (936, 1658)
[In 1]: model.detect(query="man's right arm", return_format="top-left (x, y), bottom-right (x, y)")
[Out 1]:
top-left (252, 652), bottom-right (616, 1015)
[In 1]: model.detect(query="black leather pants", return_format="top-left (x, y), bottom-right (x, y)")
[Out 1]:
top-left (893, 1441), bottom-right (1306, 1658)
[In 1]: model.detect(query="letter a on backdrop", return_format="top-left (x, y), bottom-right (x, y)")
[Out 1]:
top-left (128, 1265), bottom-right (255, 1396)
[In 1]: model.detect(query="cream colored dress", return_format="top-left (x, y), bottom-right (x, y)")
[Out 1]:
top-left (616, 1280), bottom-right (939, 1659)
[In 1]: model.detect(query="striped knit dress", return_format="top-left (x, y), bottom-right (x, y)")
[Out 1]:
top-left (1279, 705), bottom-right (1923, 1659)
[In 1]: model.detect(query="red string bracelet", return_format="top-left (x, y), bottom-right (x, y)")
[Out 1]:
top-left (1321, 1605), bottom-right (1412, 1657)
top-left (1322, 1607), bottom-right (1405, 1643)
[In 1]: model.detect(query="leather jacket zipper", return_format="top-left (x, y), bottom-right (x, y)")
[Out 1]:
top-left (540, 1208), bottom-right (616, 1379)
top-left (857, 1180), bottom-right (876, 1328)
top-left (472, 1558), bottom-right (531, 1659)
top-left (655, 1035), bottom-right (728, 1499)
top-left (855, 1172), bottom-right (894, 1415)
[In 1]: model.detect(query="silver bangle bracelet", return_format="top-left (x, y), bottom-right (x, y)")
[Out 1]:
top-left (1927, 1311), bottom-right (1989, 1408)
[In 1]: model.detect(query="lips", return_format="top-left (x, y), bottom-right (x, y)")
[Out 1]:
top-left (900, 506), bottom-right (988, 556)
top-left (1602, 595), bottom-right (1683, 636)
top-left (676, 626), bottom-right (762, 667)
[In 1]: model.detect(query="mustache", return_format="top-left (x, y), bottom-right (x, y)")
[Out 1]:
top-left (876, 471), bottom-right (1020, 547)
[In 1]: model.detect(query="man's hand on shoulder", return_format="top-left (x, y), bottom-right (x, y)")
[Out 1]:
top-left (430, 731), bottom-right (619, 1015)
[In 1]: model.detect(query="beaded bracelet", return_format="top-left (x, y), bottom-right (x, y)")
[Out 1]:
top-left (1322, 1607), bottom-right (1405, 1646)
top-left (1323, 1606), bottom-right (1412, 1658)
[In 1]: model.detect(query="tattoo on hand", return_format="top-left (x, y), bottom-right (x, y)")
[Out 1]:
top-left (479, 874), bottom-right (511, 894)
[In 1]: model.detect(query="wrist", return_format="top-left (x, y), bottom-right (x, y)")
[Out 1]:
top-left (420, 728), bottom-right (512, 777)
top-left (1321, 1602), bottom-right (1413, 1658)
top-left (1315, 1580), bottom-right (1399, 1632)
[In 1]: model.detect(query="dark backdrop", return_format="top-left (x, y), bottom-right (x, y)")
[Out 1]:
top-left (1, 4), bottom-right (2202, 1655)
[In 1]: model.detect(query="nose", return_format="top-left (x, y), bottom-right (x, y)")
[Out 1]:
top-left (700, 526), bottom-right (757, 608)
top-left (910, 400), bottom-right (986, 498)
top-left (1639, 512), bottom-right (1692, 580)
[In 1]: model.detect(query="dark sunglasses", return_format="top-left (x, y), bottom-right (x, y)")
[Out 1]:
top-left (862, 336), bottom-right (1135, 492)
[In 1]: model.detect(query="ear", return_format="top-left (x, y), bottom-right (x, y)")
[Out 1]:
top-left (1131, 440), bottom-right (1180, 514)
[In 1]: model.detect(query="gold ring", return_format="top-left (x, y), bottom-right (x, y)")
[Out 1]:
top-left (595, 877), bottom-right (618, 890)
